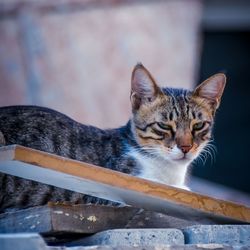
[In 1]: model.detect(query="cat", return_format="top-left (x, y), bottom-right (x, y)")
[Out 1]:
top-left (0, 63), bottom-right (226, 213)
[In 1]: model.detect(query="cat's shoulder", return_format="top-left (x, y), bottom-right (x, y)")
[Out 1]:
top-left (0, 105), bottom-right (76, 122)
top-left (0, 105), bottom-right (107, 135)
top-left (0, 105), bottom-right (66, 116)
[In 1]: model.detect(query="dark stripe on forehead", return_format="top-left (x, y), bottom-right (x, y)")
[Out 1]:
top-left (183, 92), bottom-right (191, 117)
top-left (177, 94), bottom-right (190, 119)
top-left (186, 105), bottom-right (190, 117)
top-left (170, 95), bottom-right (176, 106)
top-left (169, 111), bottom-right (173, 121)
top-left (171, 96), bottom-right (180, 117)
top-left (173, 106), bottom-right (180, 117)
top-left (163, 87), bottom-right (192, 119)
top-left (161, 111), bottom-right (169, 120)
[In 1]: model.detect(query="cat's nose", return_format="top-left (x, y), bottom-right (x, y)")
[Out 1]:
top-left (179, 144), bottom-right (192, 154)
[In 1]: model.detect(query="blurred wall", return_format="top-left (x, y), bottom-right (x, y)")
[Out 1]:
top-left (0, 0), bottom-right (202, 128)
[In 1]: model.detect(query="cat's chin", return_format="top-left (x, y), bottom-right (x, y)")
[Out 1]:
top-left (171, 154), bottom-right (194, 164)
top-left (157, 150), bottom-right (194, 164)
top-left (173, 157), bottom-right (192, 163)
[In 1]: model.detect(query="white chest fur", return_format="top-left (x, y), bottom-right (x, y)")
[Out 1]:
top-left (129, 150), bottom-right (191, 188)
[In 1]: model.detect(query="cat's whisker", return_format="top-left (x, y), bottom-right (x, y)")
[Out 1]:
top-left (197, 142), bottom-right (217, 166)
top-left (197, 153), bottom-right (204, 165)
top-left (137, 147), bottom-right (175, 162)
top-left (129, 147), bottom-right (162, 161)
top-left (201, 152), bottom-right (208, 165)
top-left (203, 142), bottom-right (217, 165)
top-left (205, 142), bottom-right (217, 152)
top-left (204, 150), bottom-right (214, 164)
top-left (195, 149), bottom-right (208, 166)
top-left (199, 155), bottom-right (206, 165)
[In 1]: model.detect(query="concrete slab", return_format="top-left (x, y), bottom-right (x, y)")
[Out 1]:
top-left (183, 225), bottom-right (250, 245)
top-left (69, 228), bottom-right (184, 247)
top-left (0, 233), bottom-right (48, 250)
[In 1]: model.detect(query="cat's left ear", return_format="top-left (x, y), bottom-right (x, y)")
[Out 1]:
top-left (131, 63), bottom-right (161, 110)
top-left (193, 73), bottom-right (226, 109)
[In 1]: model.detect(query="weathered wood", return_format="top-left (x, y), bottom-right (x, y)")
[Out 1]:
top-left (0, 204), bottom-right (136, 234)
top-left (0, 203), bottom-right (202, 235)
top-left (0, 145), bottom-right (250, 223)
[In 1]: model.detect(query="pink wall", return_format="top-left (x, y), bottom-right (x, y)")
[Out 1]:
top-left (0, 0), bottom-right (202, 128)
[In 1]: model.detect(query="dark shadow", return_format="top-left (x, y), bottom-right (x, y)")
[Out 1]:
top-left (192, 31), bottom-right (250, 194)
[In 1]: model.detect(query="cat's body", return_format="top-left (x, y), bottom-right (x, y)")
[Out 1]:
top-left (0, 105), bottom-right (138, 174)
top-left (0, 106), bottom-right (140, 212)
top-left (0, 64), bottom-right (226, 213)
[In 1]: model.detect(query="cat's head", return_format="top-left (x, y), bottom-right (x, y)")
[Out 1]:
top-left (130, 63), bottom-right (226, 164)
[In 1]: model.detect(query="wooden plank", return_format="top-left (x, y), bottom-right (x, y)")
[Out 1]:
top-left (0, 204), bottom-right (199, 235)
top-left (0, 204), bottom-right (137, 234)
top-left (0, 145), bottom-right (249, 223)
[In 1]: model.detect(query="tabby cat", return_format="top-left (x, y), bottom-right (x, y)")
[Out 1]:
top-left (0, 63), bottom-right (226, 213)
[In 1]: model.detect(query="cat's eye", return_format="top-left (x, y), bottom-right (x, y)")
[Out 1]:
top-left (193, 122), bottom-right (205, 131)
top-left (152, 128), bottom-right (164, 137)
top-left (157, 122), bottom-right (172, 131)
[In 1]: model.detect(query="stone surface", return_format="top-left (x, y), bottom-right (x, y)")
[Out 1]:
top-left (71, 244), bottom-right (244, 250)
top-left (69, 228), bottom-right (184, 247)
top-left (183, 225), bottom-right (250, 245)
top-left (63, 244), bottom-right (245, 249)
top-left (0, 233), bottom-right (249, 250)
top-left (0, 233), bottom-right (49, 250)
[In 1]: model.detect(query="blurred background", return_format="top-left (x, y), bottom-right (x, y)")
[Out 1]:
top-left (0, 0), bottom-right (249, 203)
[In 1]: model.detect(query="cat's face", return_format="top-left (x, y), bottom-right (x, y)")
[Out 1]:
top-left (130, 63), bottom-right (226, 164)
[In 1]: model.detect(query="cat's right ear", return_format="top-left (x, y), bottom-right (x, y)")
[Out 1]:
top-left (131, 63), bottom-right (161, 110)
top-left (193, 73), bottom-right (226, 110)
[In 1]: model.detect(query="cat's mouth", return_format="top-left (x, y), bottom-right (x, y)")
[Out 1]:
top-left (175, 157), bottom-right (188, 162)
top-left (173, 153), bottom-right (193, 162)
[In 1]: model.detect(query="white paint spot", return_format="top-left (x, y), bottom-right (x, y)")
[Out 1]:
top-left (53, 210), bottom-right (63, 214)
top-left (24, 214), bottom-right (39, 219)
top-left (87, 215), bottom-right (97, 222)
top-left (65, 213), bottom-right (69, 216)
top-left (30, 225), bottom-right (36, 229)
top-left (197, 244), bottom-right (224, 249)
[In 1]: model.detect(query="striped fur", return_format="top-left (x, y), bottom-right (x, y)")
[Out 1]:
top-left (0, 63), bottom-right (226, 212)
top-left (130, 64), bottom-right (226, 187)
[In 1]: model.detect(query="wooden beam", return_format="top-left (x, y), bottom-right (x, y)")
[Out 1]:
top-left (0, 145), bottom-right (249, 223)
top-left (0, 204), bottom-right (138, 234)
